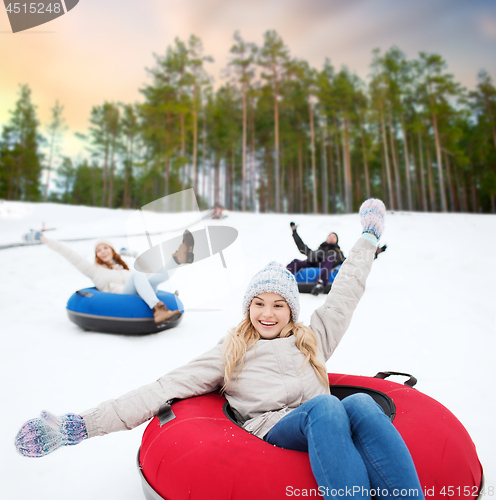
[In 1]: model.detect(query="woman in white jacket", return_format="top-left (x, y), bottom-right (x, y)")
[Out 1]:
top-left (35, 231), bottom-right (194, 324)
top-left (15, 200), bottom-right (424, 499)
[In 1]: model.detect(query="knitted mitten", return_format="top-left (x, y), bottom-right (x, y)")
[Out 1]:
top-left (22, 229), bottom-right (43, 244)
top-left (15, 411), bottom-right (87, 458)
top-left (359, 198), bottom-right (386, 240)
top-left (290, 222), bottom-right (297, 231)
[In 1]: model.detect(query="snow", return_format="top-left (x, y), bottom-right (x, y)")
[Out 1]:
top-left (1, 200), bottom-right (495, 499)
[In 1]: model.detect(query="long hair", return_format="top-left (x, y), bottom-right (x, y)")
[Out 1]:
top-left (222, 315), bottom-right (328, 392)
top-left (95, 247), bottom-right (130, 270)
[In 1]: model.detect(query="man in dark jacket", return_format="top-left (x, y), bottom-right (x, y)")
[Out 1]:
top-left (287, 223), bottom-right (387, 295)
top-left (286, 223), bottom-right (346, 295)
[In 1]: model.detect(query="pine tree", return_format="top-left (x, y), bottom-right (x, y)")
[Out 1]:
top-left (188, 35), bottom-right (213, 197)
top-left (55, 156), bottom-right (75, 203)
top-left (258, 30), bottom-right (289, 213)
top-left (44, 100), bottom-right (66, 201)
top-left (121, 104), bottom-right (139, 209)
top-left (1, 84), bottom-right (43, 201)
top-left (229, 31), bottom-right (257, 211)
top-left (417, 53), bottom-right (463, 212)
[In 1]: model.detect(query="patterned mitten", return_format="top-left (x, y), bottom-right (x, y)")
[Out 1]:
top-left (22, 229), bottom-right (43, 244)
top-left (15, 411), bottom-right (87, 458)
top-left (359, 199), bottom-right (386, 240)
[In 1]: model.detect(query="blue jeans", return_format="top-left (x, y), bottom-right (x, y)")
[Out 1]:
top-left (266, 394), bottom-right (424, 500)
top-left (122, 270), bottom-right (170, 309)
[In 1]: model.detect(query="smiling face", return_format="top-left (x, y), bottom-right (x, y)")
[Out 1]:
top-left (249, 292), bottom-right (291, 340)
top-left (95, 244), bottom-right (114, 264)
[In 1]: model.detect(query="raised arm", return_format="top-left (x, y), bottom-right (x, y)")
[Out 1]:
top-left (290, 223), bottom-right (322, 262)
top-left (310, 199), bottom-right (386, 360)
top-left (41, 236), bottom-right (96, 279)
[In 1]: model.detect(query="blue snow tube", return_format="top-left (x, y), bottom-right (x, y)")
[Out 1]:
top-left (294, 265), bottom-right (341, 293)
top-left (66, 287), bottom-right (184, 335)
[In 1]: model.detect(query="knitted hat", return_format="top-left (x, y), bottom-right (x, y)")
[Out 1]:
top-left (328, 232), bottom-right (339, 244)
top-left (94, 239), bottom-right (115, 252)
top-left (242, 262), bottom-right (300, 322)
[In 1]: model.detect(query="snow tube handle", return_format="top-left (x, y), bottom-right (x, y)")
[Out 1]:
top-left (156, 401), bottom-right (176, 426)
top-left (374, 371), bottom-right (418, 388)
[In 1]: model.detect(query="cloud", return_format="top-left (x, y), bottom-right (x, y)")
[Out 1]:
top-left (1, 0), bottom-right (495, 159)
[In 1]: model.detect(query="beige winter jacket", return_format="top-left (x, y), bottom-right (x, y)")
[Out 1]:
top-left (45, 239), bottom-right (130, 294)
top-left (81, 237), bottom-right (376, 440)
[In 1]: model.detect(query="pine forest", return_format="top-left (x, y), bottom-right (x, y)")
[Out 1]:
top-left (1, 31), bottom-right (496, 213)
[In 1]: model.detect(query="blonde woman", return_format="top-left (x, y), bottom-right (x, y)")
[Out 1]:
top-left (15, 199), bottom-right (423, 499)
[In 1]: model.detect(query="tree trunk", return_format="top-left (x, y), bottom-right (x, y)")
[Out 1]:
top-left (298, 138), bottom-right (304, 213)
top-left (14, 133), bottom-right (25, 200)
top-left (470, 175), bottom-right (477, 213)
top-left (327, 126), bottom-right (336, 213)
top-left (388, 107), bottom-right (402, 210)
top-left (128, 136), bottom-right (134, 209)
top-left (241, 81), bottom-right (247, 211)
top-left (44, 129), bottom-right (56, 202)
top-left (321, 123), bottom-right (328, 214)
top-left (443, 150), bottom-right (455, 212)
top-left (231, 148), bottom-right (235, 210)
top-left (92, 163), bottom-right (97, 207)
top-left (409, 130), bottom-right (418, 211)
top-left (180, 101), bottom-right (186, 194)
top-left (482, 94), bottom-right (496, 151)
top-left (212, 155), bottom-right (216, 208)
top-left (342, 115), bottom-right (352, 213)
top-left (123, 165), bottom-right (129, 209)
top-left (308, 96), bottom-right (318, 213)
top-left (453, 161), bottom-right (466, 212)
top-left (461, 168), bottom-right (469, 213)
top-left (417, 132), bottom-right (427, 212)
top-left (273, 69), bottom-right (281, 212)
top-left (192, 83), bottom-right (198, 195)
top-left (426, 144), bottom-right (436, 211)
top-left (123, 136), bottom-right (132, 209)
top-left (250, 107), bottom-right (256, 211)
top-left (400, 114), bottom-right (412, 211)
top-left (380, 102), bottom-right (394, 209)
top-left (303, 140), bottom-right (309, 212)
top-left (102, 142), bottom-right (109, 207)
top-left (224, 155), bottom-right (230, 210)
top-left (380, 141), bottom-right (387, 202)
top-left (354, 155), bottom-right (363, 207)
top-left (429, 92), bottom-right (447, 211)
top-left (359, 117), bottom-right (370, 199)
top-left (8, 151), bottom-right (18, 200)
top-left (214, 152), bottom-right (220, 206)
top-left (267, 144), bottom-right (273, 212)
top-left (333, 115), bottom-right (343, 207)
top-left (107, 139), bottom-right (116, 208)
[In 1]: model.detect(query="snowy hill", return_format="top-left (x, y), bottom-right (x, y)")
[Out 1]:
top-left (1, 201), bottom-right (495, 499)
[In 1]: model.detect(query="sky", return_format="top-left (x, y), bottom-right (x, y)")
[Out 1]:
top-left (1, 0), bottom-right (496, 159)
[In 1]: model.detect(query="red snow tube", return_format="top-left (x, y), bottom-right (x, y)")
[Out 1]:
top-left (137, 372), bottom-right (483, 500)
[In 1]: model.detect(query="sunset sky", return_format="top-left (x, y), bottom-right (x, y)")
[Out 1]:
top-left (1, 0), bottom-right (495, 158)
